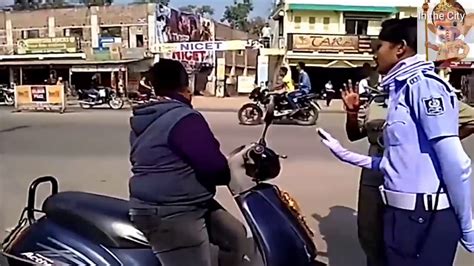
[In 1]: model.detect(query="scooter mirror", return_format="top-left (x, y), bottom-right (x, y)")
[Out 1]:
top-left (258, 96), bottom-right (275, 145)
top-left (264, 96), bottom-right (275, 125)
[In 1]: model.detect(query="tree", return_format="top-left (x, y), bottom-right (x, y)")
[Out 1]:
top-left (179, 5), bottom-right (214, 17)
top-left (14, 0), bottom-right (40, 10)
top-left (248, 16), bottom-right (266, 36)
top-left (80, 0), bottom-right (113, 5)
top-left (134, 0), bottom-right (170, 5)
top-left (221, 0), bottom-right (253, 31)
top-left (44, 0), bottom-right (67, 8)
top-left (14, 0), bottom-right (65, 10)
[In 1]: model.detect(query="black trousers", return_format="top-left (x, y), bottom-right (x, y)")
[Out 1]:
top-left (129, 199), bottom-right (252, 266)
top-left (383, 194), bottom-right (461, 266)
top-left (357, 184), bottom-right (385, 266)
top-left (325, 91), bottom-right (335, 106)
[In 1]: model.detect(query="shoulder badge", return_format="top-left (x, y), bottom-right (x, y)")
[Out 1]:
top-left (407, 75), bottom-right (422, 86)
top-left (422, 97), bottom-right (445, 116)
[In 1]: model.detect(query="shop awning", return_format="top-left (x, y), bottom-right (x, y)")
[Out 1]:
top-left (0, 58), bottom-right (144, 66)
top-left (288, 4), bottom-right (399, 13)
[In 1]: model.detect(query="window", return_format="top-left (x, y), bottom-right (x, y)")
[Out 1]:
top-left (294, 16), bottom-right (301, 29)
top-left (278, 17), bottom-right (284, 37)
top-left (323, 17), bottom-right (330, 31)
top-left (345, 19), bottom-right (368, 35)
top-left (22, 29), bottom-right (39, 39)
top-left (309, 17), bottom-right (316, 30)
top-left (100, 27), bottom-right (122, 38)
top-left (63, 28), bottom-right (83, 40)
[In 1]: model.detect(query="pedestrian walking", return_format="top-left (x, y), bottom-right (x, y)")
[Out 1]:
top-left (319, 17), bottom-right (474, 266)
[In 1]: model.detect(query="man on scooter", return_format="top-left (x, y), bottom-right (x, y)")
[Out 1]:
top-left (287, 62), bottom-right (311, 110)
top-left (128, 59), bottom-right (250, 266)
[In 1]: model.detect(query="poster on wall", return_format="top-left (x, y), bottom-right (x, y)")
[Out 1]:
top-left (417, 0), bottom-right (474, 64)
top-left (156, 4), bottom-right (215, 72)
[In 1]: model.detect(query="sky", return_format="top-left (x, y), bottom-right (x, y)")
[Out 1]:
top-left (0, 0), bottom-right (274, 19)
top-left (116, 0), bottom-right (274, 19)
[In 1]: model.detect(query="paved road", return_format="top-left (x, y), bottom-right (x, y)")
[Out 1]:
top-left (1, 107), bottom-right (473, 266)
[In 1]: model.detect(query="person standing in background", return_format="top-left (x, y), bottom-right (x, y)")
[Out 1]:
top-left (261, 23), bottom-right (272, 48)
top-left (324, 80), bottom-right (335, 107)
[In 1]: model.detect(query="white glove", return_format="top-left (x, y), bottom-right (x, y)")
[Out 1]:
top-left (317, 128), bottom-right (381, 170)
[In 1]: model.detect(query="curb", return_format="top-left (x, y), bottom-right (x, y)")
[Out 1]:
top-left (61, 104), bottom-right (346, 114)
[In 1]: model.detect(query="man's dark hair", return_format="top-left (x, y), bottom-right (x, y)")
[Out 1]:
top-left (379, 17), bottom-right (417, 52)
top-left (148, 59), bottom-right (189, 95)
top-left (298, 62), bottom-right (305, 69)
top-left (280, 66), bottom-right (288, 74)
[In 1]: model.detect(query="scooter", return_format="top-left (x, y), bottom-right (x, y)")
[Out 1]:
top-left (1, 96), bottom-right (318, 266)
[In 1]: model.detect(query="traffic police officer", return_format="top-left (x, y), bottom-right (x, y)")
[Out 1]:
top-left (319, 17), bottom-right (474, 266)
top-left (342, 77), bottom-right (474, 266)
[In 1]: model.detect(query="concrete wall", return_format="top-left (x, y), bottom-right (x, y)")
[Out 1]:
top-left (214, 22), bottom-right (258, 68)
top-left (287, 10), bottom-right (387, 35)
top-left (0, 4), bottom-right (153, 54)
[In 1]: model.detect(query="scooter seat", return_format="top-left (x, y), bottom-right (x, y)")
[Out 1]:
top-left (42, 191), bottom-right (149, 249)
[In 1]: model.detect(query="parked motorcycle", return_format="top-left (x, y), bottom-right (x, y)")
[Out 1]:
top-left (1, 97), bottom-right (318, 266)
top-left (238, 86), bottom-right (320, 126)
top-left (77, 86), bottom-right (124, 110)
top-left (0, 84), bottom-right (14, 106)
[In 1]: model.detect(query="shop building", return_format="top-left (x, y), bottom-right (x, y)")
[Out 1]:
top-left (0, 4), bottom-right (158, 93)
top-left (269, 0), bottom-right (420, 93)
top-left (0, 3), bottom-right (258, 96)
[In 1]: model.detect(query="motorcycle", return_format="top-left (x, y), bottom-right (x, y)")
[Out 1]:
top-left (77, 86), bottom-right (124, 110)
top-left (238, 86), bottom-right (320, 126)
top-left (0, 84), bottom-right (15, 106)
top-left (1, 96), bottom-right (319, 266)
top-left (127, 91), bottom-right (157, 106)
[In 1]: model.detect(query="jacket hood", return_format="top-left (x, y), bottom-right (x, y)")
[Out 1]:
top-left (130, 100), bottom-right (186, 136)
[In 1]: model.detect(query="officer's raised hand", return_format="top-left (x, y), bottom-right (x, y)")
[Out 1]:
top-left (341, 79), bottom-right (360, 112)
top-left (461, 220), bottom-right (474, 252)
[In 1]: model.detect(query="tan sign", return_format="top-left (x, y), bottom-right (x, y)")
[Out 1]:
top-left (15, 85), bottom-right (66, 113)
top-left (17, 37), bottom-right (78, 54)
top-left (292, 34), bottom-right (359, 52)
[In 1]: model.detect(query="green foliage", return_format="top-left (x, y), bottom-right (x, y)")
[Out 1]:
top-left (134, 0), bottom-right (170, 5)
top-left (179, 5), bottom-right (215, 17)
top-left (80, 0), bottom-right (113, 5)
top-left (248, 16), bottom-right (266, 35)
top-left (221, 0), bottom-right (253, 30)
